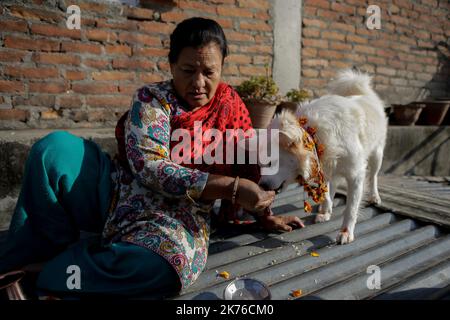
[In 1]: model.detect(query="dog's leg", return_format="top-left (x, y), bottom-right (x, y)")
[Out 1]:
top-left (337, 168), bottom-right (365, 244)
top-left (367, 146), bottom-right (383, 205)
top-left (315, 180), bottom-right (336, 223)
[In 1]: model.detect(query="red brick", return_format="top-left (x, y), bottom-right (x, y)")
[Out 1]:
top-left (239, 45), bottom-right (272, 54)
top-left (29, 82), bottom-right (67, 93)
top-left (329, 60), bottom-right (352, 68)
top-left (138, 21), bottom-right (174, 34)
top-left (78, 2), bottom-right (108, 14)
top-left (122, 6), bottom-right (154, 20)
top-left (92, 71), bottom-right (135, 81)
top-left (97, 19), bottom-right (138, 31)
top-left (328, 22), bottom-right (355, 33)
top-left (302, 68), bottom-right (319, 77)
top-left (377, 49), bottom-right (396, 59)
top-left (254, 35), bottom-right (272, 44)
top-left (317, 9), bottom-right (340, 20)
top-left (83, 59), bottom-right (110, 69)
top-left (240, 21), bottom-right (272, 32)
top-left (216, 18), bottom-right (233, 29)
top-left (217, 6), bottom-right (253, 18)
top-left (303, 59), bottom-right (328, 67)
top-left (377, 67), bottom-right (396, 76)
top-left (139, 73), bottom-right (164, 83)
top-left (368, 56), bottom-right (387, 65)
top-left (105, 44), bottom-right (132, 56)
top-left (4, 36), bottom-right (60, 52)
top-left (346, 53), bottom-right (366, 63)
top-left (309, 0), bottom-right (329, 9)
top-left (226, 31), bottom-right (255, 42)
top-left (303, 39), bottom-right (328, 49)
top-left (302, 18), bottom-right (328, 29)
top-left (303, 78), bottom-right (327, 87)
top-left (85, 29), bottom-right (118, 43)
top-left (0, 50), bottom-right (27, 62)
top-left (58, 96), bottom-right (83, 109)
top-left (119, 84), bottom-right (138, 95)
top-left (32, 52), bottom-right (80, 65)
top-left (354, 45), bottom-right (376, 54)
top-left (30, 23), bottom-right (81, 39)
top-left (386, 59), bottom-right (405, 69)
top-left (112, 59), bottom-right (154, 70)
top-left (237, 0), bottom-right (270, 9)
top-left (318, 50), bottom-right (345, 60)
top-left (86, 96), bottom-right (131, 108)
top-left (9, 6), bottom-right (62, 23)
top-left (239, 65), bottom-right (267, 76)
top-left (72, 83), bottom-right (118, 94)
top-left (133, 47), bottom-right (168, 57)
top-left (330, 41), bottom-right (352, 51)
top-left (118, 32), bottom-right (161, 46)
top-left (0, 19), bottom-right (28, 32)
top-left (346, 34), bottom-right (368, 44)
top-left (157, 61), bottom-right (170, 72)
top-left (321, 31), bottom-right (345, 41)
top-left (302, 47), bottom-right (318, 57)
top-left (87, 110), bottom-right (123, 122)
top-left (407, 63), bottom-right (423, 72)
top-left (5, 66), bottom-right (59, 79)
top-left (65, 70), bottom-right (86, 81)
top-left (227, 54), bottom-right (252, 64)
top-left (61, 42), bottom-right (102, 54)
top-left (331, 2), bottom-right (355, 14)
top-left (253, 11), bottom-right (270, 20)
top-left (252, 55), bottom-right (271, 65)
top-left (12, 95), bottom-right (55, 107)
top-left (303, 6), bottom-right (317, 17)
top-left (0, 109), bottom-right (30, 121)
top-left (178, 0), bottom-right (216, 14)
top-left (303, 28), bottom-right (320, 38)
top-left (0, 80), bottom-right (25, 93)
top-left (160, 11), bottom-right (190, 23)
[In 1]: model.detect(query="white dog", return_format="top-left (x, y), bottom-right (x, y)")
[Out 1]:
top-left (259, 69), bottom-right (388, 244)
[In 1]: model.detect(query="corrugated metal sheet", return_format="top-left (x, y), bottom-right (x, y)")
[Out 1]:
top-left (174, 177), bottom-right (450, 300)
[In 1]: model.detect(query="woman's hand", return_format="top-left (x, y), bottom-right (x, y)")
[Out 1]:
top-left (258, 215), bottom-right (305, 232)
top-left (235, 178), bottom-right (276, 214)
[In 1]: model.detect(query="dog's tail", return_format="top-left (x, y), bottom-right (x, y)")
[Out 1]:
top-left (327, 68), bottom-right (374, 97)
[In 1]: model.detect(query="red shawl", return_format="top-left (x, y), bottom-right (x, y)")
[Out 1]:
top-left (116, 82), bottom-right (260, 223)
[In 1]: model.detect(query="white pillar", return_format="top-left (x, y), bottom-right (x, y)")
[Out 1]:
top-left (272, 0), bottom-right (302, 95)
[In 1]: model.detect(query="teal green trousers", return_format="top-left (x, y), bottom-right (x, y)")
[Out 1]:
top-left (0, 131), bottom-right (179, 299)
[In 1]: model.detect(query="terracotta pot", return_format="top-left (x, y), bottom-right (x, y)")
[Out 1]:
top-left (243, 98), bottom-right (277, 129)
top-left (416, 100), bottom-right (450, 126)
top-left (392, 103), bottom-right (425, 126)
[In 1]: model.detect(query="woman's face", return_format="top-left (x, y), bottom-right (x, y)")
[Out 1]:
top-left (170, 42), bottom-right (223, 109)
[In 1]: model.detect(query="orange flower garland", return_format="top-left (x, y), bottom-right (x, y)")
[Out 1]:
top-left (296, 117), bottom-right (328, 213)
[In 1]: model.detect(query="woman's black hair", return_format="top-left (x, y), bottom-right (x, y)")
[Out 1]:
top-left (169, 17), bottom-right (228, 64)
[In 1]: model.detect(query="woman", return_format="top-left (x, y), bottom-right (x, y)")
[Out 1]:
top-left (0, 17), bottom-right (303, 299)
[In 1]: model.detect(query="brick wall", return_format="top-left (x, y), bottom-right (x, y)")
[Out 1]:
top-left (301, 0), bottom-right (449, 104)
top-left (0, 0), bottom-right (273, 129)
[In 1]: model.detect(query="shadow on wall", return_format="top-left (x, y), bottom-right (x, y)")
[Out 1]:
top-left (382, 126), bottom-right (450, 176)
top-left (414, 41), bottom-right (450, 100)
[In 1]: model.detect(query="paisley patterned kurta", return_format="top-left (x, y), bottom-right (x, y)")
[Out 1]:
top-left (102, 81), bottom-right (213, 289)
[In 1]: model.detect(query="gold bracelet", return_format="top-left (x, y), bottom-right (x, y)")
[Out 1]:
top-left (231, 176), bottom-right (240, 205)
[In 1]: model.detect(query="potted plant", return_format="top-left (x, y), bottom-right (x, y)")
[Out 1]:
top-left (276, 88), bottom-right (311, 114)
top-left (236, 67), bottom-right (281, 129)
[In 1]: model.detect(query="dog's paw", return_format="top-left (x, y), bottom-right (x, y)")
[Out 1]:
top-left (315, 213), bottom-right (331, 223)
top-left (367, 194), bottom-right (381, 205)
top-left (336, 229), bottom-right (354, 245)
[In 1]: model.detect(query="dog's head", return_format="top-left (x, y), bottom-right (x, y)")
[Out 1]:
top-left (258, 110), bottom-right (315, 193)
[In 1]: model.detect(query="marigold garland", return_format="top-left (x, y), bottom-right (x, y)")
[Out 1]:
top-left (296, 117), bottom-right (328, 213)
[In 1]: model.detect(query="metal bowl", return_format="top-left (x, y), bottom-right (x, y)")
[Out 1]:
top-left (223, 278), bottom-right (271, 300)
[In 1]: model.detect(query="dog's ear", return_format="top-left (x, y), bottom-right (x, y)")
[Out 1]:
top-left (278, 111), bottom-right (303, 147)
